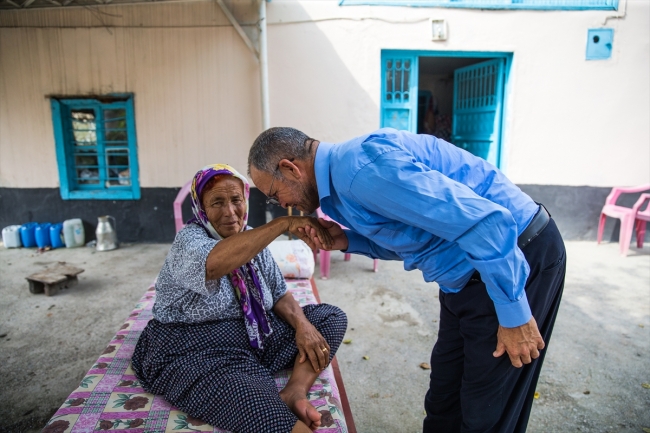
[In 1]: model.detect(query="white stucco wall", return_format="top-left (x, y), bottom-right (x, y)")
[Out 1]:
top-left (267, 0), bottom-right (650, 187)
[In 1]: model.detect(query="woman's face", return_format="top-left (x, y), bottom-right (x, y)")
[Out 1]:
top-left (201, 176), bottom-right (246, 238)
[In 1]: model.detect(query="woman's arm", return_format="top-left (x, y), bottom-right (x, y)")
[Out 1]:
top-left (273, 292), bottom-right (330, 372)
top-left (205, 216), bottom-right (331, 280)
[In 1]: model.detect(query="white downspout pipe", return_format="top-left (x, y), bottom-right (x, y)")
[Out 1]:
top-left (259, 0), bottom-right (271, 130)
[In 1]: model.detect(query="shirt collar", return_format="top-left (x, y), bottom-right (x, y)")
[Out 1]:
top-left (314, 141), bottom-right (334, 202)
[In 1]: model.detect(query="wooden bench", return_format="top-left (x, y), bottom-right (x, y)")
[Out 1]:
top-left (26, 262), bottom-right (84, 296)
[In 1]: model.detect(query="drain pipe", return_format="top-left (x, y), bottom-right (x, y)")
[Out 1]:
top-left (259, 0), bottom-right (270, 130)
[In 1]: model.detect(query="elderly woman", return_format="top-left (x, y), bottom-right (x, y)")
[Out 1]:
top-left (132, 164), bottom-right (347, 433)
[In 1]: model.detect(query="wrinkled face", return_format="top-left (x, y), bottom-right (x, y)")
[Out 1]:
top-left (201, 176), bottom-right (246, 238)
top-left (250, 165), bottom-right (320, 214)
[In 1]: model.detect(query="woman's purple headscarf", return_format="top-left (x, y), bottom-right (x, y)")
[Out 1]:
top-left (189, 164), bottom-right (272, 349)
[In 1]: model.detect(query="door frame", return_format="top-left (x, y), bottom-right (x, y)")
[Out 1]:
top-left (380, 50), bottom-right (513, 169)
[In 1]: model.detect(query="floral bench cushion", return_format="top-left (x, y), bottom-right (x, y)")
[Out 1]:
top-left (44, 279), bottom-right (349, 433)
top-left (267, 240), bottom-right (315, 279)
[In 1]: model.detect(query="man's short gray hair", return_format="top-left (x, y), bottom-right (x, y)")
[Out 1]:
top-left (248, 127), bottom-right (316, 176)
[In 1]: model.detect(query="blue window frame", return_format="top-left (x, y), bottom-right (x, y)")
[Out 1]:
top-left (340, 0), bottom-right (618, 10)
top-left (51, 95), bottom-right (140, 200)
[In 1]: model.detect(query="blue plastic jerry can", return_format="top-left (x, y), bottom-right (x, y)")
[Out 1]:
top-left (50, 223), bottom-right (65, 249)
top-left (20, 222), bottom-right (38, 248)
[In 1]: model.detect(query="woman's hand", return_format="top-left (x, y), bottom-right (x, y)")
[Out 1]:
top-left (284, 216), bottom-right (333, 251)
top-left (295, 322), bottom-right (331, 372)
top-left (300, 218), bottom-right (349, 251)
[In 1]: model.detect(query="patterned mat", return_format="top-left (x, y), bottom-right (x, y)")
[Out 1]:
top-left (43, 279), bottom-right (348, 433)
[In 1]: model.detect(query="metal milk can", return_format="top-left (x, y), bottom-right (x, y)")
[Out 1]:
top-left (96, 215), bottom-right (118, 251)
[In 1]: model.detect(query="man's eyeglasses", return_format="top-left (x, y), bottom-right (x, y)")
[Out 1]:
top-left (265, 167), bottom-right (281, 207)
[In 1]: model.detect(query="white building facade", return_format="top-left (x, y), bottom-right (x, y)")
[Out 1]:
top-left (1, 0), bottom-right (648, 241)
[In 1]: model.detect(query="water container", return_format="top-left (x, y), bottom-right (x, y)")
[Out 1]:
top-left (2, 225), bottom-right (23, 248)
top-left (20, 222), bottom-right (38, 248)
top-left (35, 223), bottom-right (52, 248)
top-left (50, 223), bottom-right (65, 249)
top-left (63, 218), bottom-right (85, 248)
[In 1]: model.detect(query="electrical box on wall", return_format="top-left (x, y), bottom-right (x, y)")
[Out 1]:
top-left (586, 28), bottom-right (613, 60)
top-left (431, 19), bottom-right (448, 41)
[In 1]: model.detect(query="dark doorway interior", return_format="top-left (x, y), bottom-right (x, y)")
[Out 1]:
top-left (416, 56), bottom-right (487, 141)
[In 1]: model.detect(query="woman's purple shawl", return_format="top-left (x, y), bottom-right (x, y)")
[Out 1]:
top-left (188, 164), bottom-right (272, 349)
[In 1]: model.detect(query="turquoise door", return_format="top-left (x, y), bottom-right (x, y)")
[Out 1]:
top-left (451, 58), bottom-right (506, 166)
top-left (380, 53), bottom-right (419, 132)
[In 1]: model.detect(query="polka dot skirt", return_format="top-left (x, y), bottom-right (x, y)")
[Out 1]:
top-left (132, 304), bottom-right (347, 433)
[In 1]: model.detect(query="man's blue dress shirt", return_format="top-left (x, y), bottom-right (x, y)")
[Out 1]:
top-left (315, 128), bottom-right (540, 328)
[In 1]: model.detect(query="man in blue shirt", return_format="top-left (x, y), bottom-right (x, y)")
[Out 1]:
top-left (249, 127), bottom-right (566, 433)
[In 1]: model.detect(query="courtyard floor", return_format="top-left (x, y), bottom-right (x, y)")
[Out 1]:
top-left (0, 240), bottom-right (648, 433)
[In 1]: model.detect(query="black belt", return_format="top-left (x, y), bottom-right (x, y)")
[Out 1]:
top-left (517, 204), bottom-right (550, 250)
top-left (467, 204), bottom-right (550, 285)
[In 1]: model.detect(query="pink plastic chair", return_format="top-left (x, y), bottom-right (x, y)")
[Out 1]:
top-left (597, 184), bottom-right (650, 256)
top-left (173, 180), bottom-right (192, 234)
top-left (316, 208), bottom-right (378, 279)
top-left (634, 193), bottom-right (650, 250)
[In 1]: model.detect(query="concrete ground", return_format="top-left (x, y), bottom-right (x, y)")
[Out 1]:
top-left (317, 243), bottom-right (650, 433)
top-left (0, 240), bottom-right (648, 433)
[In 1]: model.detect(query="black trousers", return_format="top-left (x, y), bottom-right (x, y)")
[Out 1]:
top-left (423, 218), bottom-right (566, 433)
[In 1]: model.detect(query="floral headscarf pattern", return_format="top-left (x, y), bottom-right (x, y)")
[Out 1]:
top-left (188, 164), bottom-right (272, 349)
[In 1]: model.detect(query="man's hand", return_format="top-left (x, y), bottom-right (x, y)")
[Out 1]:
top-left (295, 322), bottom-right (331, 372)
top-left (493, 317), bottom-right (545, 368)
top-left (299, 218), bottom-right (349, 251)
top-left (285, 216), bottom-right (333, 251)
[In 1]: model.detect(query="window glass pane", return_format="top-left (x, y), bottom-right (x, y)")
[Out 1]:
top-left (71, 109), bottom-right (97, 144)
top-left (105, 130), bottom-right (128, 141)
top-left (104, 109), bottom-right (127, 130)
top-left (386, 69), bottom-right (393, 96)
top-left (107, 167), bottom-right (131, 187)
top-left (107, 152), bottom-right (129, 167)
top-left (106, 149), bottom-right (130, 186)
top-left (104, 108), bottom-right (126, 120)
top-left (77, 168), bottom-right (100, 185)
top-left (75, 154), bottom-right (98, 167)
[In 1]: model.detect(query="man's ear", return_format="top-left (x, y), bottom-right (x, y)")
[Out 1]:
top-left (278, 158), bottom-right (302, 181)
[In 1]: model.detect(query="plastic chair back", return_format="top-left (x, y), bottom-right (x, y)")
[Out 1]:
top-left (173, 180), bottom-right (193, 234)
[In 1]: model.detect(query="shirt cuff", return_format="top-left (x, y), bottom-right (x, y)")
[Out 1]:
top-left (494, 291), bottom-right (532, 328)
top-left (342, 230), bottom-right (372, 255)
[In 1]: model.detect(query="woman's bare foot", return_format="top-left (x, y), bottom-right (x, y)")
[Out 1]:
top-left (280, 387), bottom-right (322, 431)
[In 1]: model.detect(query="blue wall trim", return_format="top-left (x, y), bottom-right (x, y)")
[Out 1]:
top-left (340, 0), bottom-right (618, 10)
top-left (383, 50), bottom-right (512, 59)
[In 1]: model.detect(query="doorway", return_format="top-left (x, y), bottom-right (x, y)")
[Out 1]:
top-left (380, 50), bottom-right (511, 168)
